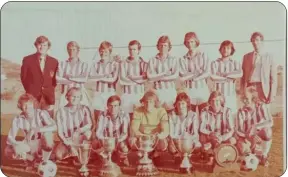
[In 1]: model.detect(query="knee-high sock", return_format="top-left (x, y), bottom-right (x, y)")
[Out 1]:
top-left (42, 150), bottom-right (52, 162)
top-left (262, 140), bottom-right (272, 157)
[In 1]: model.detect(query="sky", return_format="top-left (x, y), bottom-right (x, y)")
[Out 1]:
top-left (1, 2), bottom-right (286, 66)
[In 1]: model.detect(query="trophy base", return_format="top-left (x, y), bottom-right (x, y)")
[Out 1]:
top-left (136, 163), bottom-right (159, 176)
top-left (99, 163), bottom-right (122, 177)
top-left (179, 167), bottom-right (193, 174)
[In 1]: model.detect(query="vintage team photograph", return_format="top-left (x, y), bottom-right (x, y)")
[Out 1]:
top-left (0, 1), bottom-right (286, 177)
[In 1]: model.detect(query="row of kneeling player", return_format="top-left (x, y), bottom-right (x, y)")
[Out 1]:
top-left (5, 87), bottom-right (272, 169)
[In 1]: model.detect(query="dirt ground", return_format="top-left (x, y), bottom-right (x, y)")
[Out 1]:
top-left (0, 116), bottom-right (285, 177)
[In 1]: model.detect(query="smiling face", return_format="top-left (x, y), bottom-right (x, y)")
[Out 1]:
top-left (22, 101), bottom-right (35, 118)
top-left (36, 41), bottom-right (49, 55)
top-left (67, 90), bottom-right (82, 106)
top-left (99, 48), bottom-right (111, 60)
top-left (220, 45), bottom-right (232, 57)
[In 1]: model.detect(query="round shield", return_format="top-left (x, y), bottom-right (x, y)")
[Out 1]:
top-left (214, 144), bottom-right (238, 167)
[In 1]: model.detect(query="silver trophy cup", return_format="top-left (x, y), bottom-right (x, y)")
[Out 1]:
top-left (99, 137), bottom-right (122, 177)
top-left (172, 137), bottom-right (194, 171)
top-left (135, 135), bottom-right (159, 176)
top-left (77, 142), bottom-right (91, 177)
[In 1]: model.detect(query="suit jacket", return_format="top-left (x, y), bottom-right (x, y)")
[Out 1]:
top-left (21, 53), bottom-right (59, 105)
top-left (241, 51), bottom-right (277, 100)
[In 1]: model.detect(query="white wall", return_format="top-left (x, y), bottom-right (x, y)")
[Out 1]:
top-left (1, 2), bottom-right (286, 65)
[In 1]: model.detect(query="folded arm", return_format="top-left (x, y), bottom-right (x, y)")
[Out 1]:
top-left (99, 63), bottom-right (119, 83)
top-left (162, 59), bottom-right (179, 81)
top-left (225, 61), bottom-right (243, 79)
top-left (147, 59), bottom-right (166, 82)
top-left (193, 54), bottom-right (211, 81)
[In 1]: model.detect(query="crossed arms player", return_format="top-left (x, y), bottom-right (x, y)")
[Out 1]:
top-left (119, 40), bottom-right (148, 119)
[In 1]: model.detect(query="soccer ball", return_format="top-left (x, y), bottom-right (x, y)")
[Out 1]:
top-left (241, 153), bottom-right (259, 171)
top-left (37, 160), bottom-right (57, 177)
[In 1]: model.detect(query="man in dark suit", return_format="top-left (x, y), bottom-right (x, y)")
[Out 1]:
top-left (21, 36), bottom-right (58, 116)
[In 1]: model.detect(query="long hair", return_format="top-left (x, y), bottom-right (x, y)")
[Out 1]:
top-left (208, 91), bottom-right (225, 107)
top-left (140, 90), bottom-right (160, 108)
top-left (99, 41), bottom-right (113, 54)
top-left (183, 32), bottom-right (200, 48)
top-left (128, 40), bottom-right (141, 50)
top-left (250, 32), bottom-right (264, 42)
top-left (157, 35), bottom-right (172, 51)
top-left (107, 95), bottom-right (121, 107)
top-left (34, 35), bottom-right (51, 48)
top-left (219, 40), bottom-right (235, 56)
top-left (17, 93), bottom-right (39, 111)
top-left (173, 92), bottom-right (191, 115)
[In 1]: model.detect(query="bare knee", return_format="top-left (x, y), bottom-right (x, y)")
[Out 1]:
top-left (80, 131), bottom-right (92, 143)
top-left (55, 144), bottom-right (67, 160)
top-left (156, 139), bottom-right (168, 152)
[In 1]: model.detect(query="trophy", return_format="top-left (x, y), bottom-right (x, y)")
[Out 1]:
top-left (77, 142), bottom-right (91, 177)
top-left (172, 137), bottom-right (194, 172)
top-left (135, 135), bottom-right (159, 176)
top-left (99, 137), bottom-right (122, 177)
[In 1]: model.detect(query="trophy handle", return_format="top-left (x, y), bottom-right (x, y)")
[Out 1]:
top-left (170, 138), bottom-right (180, 154)
top-left (151, 134), bottom-right (159, 150)
top-left (134, 137), bottom-right (142, 151)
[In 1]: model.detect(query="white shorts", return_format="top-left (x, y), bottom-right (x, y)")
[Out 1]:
top-left (121, 92), bottom-right (144, 113)
top-left (224, 94), bottom-right (238, 115)
top-left (156, 88), bottom-right (177, 106)
top-left (186, 86), bottom-right (210, 105)
top-left (92, 91), bottom-right (116, 111)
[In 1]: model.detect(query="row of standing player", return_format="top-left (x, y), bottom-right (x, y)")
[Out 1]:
top-left (56, 32), bottom-right (245, 129)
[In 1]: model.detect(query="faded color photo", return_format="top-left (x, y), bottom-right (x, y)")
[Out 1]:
top-left (1, 2), bottom-right (286, 177)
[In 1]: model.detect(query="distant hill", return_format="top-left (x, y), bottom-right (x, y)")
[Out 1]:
top-left (1, 58), bottom-right (21, 80)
